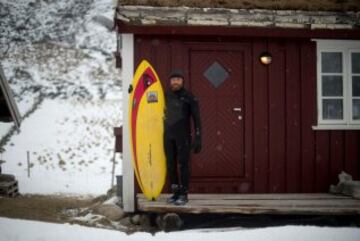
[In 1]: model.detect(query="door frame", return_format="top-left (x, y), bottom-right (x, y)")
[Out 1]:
top-left (184, 42), bottom-right (254, 192)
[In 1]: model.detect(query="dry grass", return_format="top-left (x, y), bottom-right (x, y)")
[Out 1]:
top-left (119, 0), bottom-right (360, 11)
top-left (0, 195), bottom-right (94, 223)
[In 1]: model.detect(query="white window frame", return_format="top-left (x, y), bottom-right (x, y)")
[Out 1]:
top-left (313, 40), bottom-right (360, 130)
top-left (349, 50), bottom-right (360, 124)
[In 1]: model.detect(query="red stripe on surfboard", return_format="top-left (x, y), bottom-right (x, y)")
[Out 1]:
top-left (131, 66), bottom-right (158, 191)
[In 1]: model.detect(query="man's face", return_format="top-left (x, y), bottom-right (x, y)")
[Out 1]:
top-left (170, 77), bottom-right (184, 91)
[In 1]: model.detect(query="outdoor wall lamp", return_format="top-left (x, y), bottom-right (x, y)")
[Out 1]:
top-left (259, 52), bottom-right (272, 65)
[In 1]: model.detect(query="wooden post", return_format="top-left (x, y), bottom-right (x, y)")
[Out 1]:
top-left (27, 151), bottom-right (30, 178)
top-left (110, 140), bottom-right (117, 189)
top-left (122, 33), bottom-right (135, 212)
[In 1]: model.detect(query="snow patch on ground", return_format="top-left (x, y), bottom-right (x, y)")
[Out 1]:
top-left (72, 213), bottom-right (105, 224)
top-left (1, 217), bottom-right (360, 241)
top-left (103, 196), bottom-right (121, 205)
top-left (2, 98), bottom-right (122, 195)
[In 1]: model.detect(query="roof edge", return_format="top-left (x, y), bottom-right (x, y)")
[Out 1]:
top-left (0, 64), bottom-right (21, 129)
top-left (115, 5), bottom-right (360, 30)
top-left (117, 0), bottom-right (360, 12)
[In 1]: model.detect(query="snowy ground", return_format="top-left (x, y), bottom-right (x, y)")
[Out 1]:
top-left (0, 0), bottom-right (122, 195)
top-left (1, 217), bottom-right (360, 241)
top-left (1, 1), bottom-right (360, 240)
top-left (2, 99), bottom-right (122, 194)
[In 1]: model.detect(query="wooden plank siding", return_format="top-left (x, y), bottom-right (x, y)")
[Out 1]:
top-left (134, 35), bottom-right (360, 194)
top-left (300, 41), bottom-right (317, 193)
top-left (252, 39), bottom-right (269, 193)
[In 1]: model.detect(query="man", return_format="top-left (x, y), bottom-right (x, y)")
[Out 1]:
top-left (164, 69), bottom-right (202, 205)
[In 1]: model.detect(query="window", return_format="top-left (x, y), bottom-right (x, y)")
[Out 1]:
top-left (351, 52), bottom-right (360, 121)
top-left (203, 61), bottom-right (229, 88)
top-left (315, 40), bottom-right (360, 129)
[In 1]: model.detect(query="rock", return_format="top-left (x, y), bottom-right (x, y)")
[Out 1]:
top-left (330, 171), bottom-right (360, 199)
top-left (131, 214), bottom-right (151, 226)
top-left (342, 182), bottom-right (360, 199)
top-left (130, 214), bottom-right (140, 225)
top-left (139, 214), bottom-right (151, 227)
top-left (92, 204), bottom-right (125, 221)
top-left (119, 216), bottom-right (132, 226)
top-left (339, 171), bottom-right (353, 182)
top-left (159, 213), bottom-right (183, 232)
top-left (156, 214), bottom-right (163, 229)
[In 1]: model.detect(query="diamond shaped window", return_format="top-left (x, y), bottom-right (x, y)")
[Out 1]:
top-left (203, 61), bottom-right (229, 88)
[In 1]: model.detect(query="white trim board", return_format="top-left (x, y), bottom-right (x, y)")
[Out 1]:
top-left (312, 125), bottom-right (360, 130)
top-left (121, 34), bottom-right (135, 213)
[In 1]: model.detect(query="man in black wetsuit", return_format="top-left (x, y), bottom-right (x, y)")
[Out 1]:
top-left (164, 69), bottom-right (202, 205)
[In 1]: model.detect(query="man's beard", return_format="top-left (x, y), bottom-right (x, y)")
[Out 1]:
top-left (170, 83), bottom-right (182, 91)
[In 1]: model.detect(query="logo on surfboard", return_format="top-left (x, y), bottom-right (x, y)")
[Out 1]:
top-left (147, 91), bottom-right (158, 103)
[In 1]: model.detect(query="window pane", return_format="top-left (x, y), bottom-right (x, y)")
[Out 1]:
top-left (353, 76), bottom-right (360, 97)
top-left (322, 75), bottom-right (343, 96)
top-left (203, 61), bottom-right (229, 88)
top-left (321, 52), bottom-right (342, 73)
top-left (322, 99), bottom-right (343, 120)
top-left (353, 99), bottom-right (360, 120)
top-left (352, 52), bottom-right (360, 74)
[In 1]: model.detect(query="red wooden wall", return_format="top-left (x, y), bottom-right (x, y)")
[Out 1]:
top-left (134, 35), bottom-right (360, 193)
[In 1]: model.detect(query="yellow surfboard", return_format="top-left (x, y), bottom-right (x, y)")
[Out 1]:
top-left (129, 60), bottom-right (166, 201)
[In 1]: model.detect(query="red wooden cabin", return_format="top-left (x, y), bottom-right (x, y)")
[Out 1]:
top-left (115, 2), bottom-right (360, 213)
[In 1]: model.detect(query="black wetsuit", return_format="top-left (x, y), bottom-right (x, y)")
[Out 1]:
top-left (164, 87), bottom-right (201, 191)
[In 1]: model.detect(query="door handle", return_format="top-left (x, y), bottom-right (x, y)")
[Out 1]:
top-left (233, 107), bottom-right (242, 120)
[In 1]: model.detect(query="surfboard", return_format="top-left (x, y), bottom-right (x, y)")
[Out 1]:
top-left (128, 60), bottom-right (166, 201)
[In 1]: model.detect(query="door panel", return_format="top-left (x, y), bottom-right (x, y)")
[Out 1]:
top-left (189, 49), bottom-right (246, 181)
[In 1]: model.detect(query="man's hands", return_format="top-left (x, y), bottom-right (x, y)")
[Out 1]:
top-left (192, 133), bottom-right (202, 154)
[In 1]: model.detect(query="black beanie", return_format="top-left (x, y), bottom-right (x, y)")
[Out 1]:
top-left (168, 69), bottom-right (184, 80)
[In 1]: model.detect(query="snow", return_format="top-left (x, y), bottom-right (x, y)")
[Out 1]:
top-left (1, 217), bottom-right (360, 241)
top-left (1, 1), bottom-right (360, 239)
top-left (0, 0), bottom-right (123, 196)
top-left (103, 196), bottom-right (121, 205)
top-left (72, 213), bottom-right (105, 224)
top-left (1, 99), bottom-right (122, 195)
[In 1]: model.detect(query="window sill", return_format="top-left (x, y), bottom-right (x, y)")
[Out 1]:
top-left (312, 125), bottom-right (360, 130)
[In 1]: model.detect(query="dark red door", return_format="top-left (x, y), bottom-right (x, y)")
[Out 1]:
top-left (188, 44), bottom-right (252, 193)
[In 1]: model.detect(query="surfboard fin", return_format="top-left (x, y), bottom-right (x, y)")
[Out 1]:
top-left (128, 84), bottom-right (133, 93)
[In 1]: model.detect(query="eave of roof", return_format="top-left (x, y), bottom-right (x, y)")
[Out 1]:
top-left (115, 5), bottom-right (360, 31)
top-left (117, 0), bottom-right (360, 12)
top-left (0, 64), bottom-right (21, 129)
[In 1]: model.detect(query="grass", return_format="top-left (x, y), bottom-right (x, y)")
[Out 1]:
top-left (118, 0), bottom-right (360, 11)
top-left (0, 195), bottom-right (94, 223)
